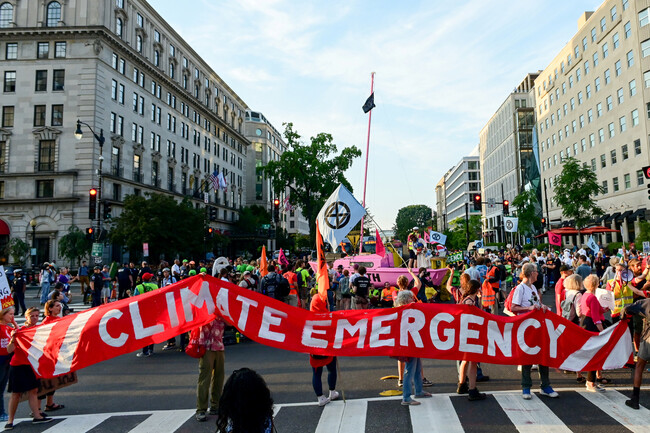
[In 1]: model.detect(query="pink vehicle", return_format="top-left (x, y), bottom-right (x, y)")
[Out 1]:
top-left (310, 254), bottom-right (448, 288)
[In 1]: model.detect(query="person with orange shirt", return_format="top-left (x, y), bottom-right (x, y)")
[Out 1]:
top-left (282, 263), bottom-right (299, 307)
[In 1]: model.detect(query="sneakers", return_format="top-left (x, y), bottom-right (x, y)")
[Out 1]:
top-left (208, 408), bottom-right (218, 415)
top-left (422, 378), bottom-right (434, 387)
top-left (136, 352), bottom-right (151, 358)
top-left (625, 399), bottom-right (640, 410)
top-left (457, 382), bottom-right (469, 395)
top-left (329, 390), bottom-right (339, 401)
top-left (162, 344), bottom-right (176, 351)
top-left (522, 388), bottom-right (532, 400)
top-left (32, 417), bottom-right (54, 425)
top-left (401, 399), bottom-right (421, 406)
top-left (317, 395), bottom-right (330, 407)
top-left (397, 380), bottom-right (403, 387)
top-left (531, 364), bottom-right (539, 371)
top-left (476, 375), bottom-right (490, 382)
top-left (3, 423), bottom-right (12, 430)
top-left (540, 386), bottom-right (559, 398)
top-left (586, 383), bottom-right (606, 393)
top-left (468, 388), bottom-right (487, 401)
top-left (415, 392), bottom-right (432, 398)
top-left (195, 411), bottom-right (207, 422)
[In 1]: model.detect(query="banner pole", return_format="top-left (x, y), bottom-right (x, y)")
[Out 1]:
top-left (359, 72), bottom-right (375, 254)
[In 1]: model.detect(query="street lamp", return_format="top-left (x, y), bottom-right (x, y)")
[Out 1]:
top-left (75, 119), bottom-right (105, 233)
top-left (29, 219), bottom-right (36, 285)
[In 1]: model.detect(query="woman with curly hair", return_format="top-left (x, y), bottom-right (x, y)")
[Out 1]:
top-left (216, 368), bottom-right (274, 433)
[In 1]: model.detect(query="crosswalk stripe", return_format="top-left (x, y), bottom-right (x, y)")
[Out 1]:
top-left (127, 409), bottom-right (195, 433)
top-left (410, 395), bottom-right (463, 433)
top-left (42, 414), bottom-right (111, 432)
top-left (577, 390), bottom-right (650, 433)
top-left (493, 393), bottom-right (571, 433)
top-left (338, 400), bottom-right (367, 433)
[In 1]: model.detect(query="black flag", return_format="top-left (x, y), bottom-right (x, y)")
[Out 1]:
top-left (362, 93), bottom-right (375, 113)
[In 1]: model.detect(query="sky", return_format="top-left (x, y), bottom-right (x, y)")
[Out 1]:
top-left (149, 0), bottom-right (602, 231)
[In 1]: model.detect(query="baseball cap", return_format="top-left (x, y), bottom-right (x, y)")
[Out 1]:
top-left (188, 270), bottom-right (197, 276)
top-left (200, 267), bottom-right (207, 274)
top-left (142, 273), bottom-right (154, 281)
top-left (243, 270), bottom-right (251, 276)
top-left (182, 259), bottom-right (188, 263)
top-left (163, 267), bottom-right (170, 272)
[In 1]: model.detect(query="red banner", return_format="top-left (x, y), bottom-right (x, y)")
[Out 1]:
top-left (13, 276), bottom-right (632, 378)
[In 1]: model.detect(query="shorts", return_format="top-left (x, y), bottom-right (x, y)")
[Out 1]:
top-left (638, 341), bottom-right (650, 362)
top-left (101, 287), bottom-right (110, 298)
top-left (7, 364), bottom-right (39, 393)
top-left (409, 250), bottom-right (416, 260)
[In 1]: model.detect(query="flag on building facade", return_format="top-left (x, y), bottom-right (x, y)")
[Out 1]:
top-left (208, 171), bottom-right (219, 190)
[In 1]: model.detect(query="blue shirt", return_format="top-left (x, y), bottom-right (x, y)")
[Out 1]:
top-left (79, 266), bottom-right (89, 277)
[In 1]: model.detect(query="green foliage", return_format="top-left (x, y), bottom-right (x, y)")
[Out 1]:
top-left (6, 238), bottom-right (29, 266)
top-left (511, 188), bottom-right (543, 235)
top-left (109, 193), bottom-right (205, 261)
top-left (294, 234), bottom-right (311, 249)
top-left (553, 157), bottom-right (603, 228)
top-left (259, 122), bottom-right (362, 244)
top-left (393, 205), bottom-right (433, 241)
top-left (443, 215), bottom-right (482, 250)
top-left (634, 220), bottom-right (650, 245)
top-left (234, 205), bottom-right (271, 233)
top-left (58, 226), bottom-right (91, 267)
top-left (606, 242), bottom-right (624, 255)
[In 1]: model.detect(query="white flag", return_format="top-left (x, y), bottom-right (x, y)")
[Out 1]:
top-left (429, 231), bottom-right (447, 245)
top-left (473, 240), bottom-right (484, 249)
top-left (504, 216), bottom-right (519, 233)
top-left (587, 236), bottom-right (599, 254)
top-left (316, 184), bottom-right (366, 250)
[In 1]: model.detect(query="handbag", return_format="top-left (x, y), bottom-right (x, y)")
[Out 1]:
top-left (185, 327), bottom-right (206, 359)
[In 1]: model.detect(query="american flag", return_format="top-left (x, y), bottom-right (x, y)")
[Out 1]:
top-left (208, 171), bottom-right (219, 190)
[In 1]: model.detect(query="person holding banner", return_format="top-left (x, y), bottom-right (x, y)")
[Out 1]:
top-left (456, 279), bottom-right (487, 401)
top-left (195, 316), bottom-right (226, 422)
top-left (309, 289), bottom-right (339, 406)
top-left (510, 263), bottom-right (559, 400)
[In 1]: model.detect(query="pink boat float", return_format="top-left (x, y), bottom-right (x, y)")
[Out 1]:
top-left (310, 253), bottom-right (449, 288)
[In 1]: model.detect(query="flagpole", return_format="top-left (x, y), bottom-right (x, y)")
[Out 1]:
top-left (359, 72), bottom-right (375, 254)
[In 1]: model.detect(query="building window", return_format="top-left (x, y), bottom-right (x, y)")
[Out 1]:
top-left (591, 158), bottom-right (596, 172)
top-left (635, 139), bottom-right (641, 155)
top-left (615, 60), bottom-right (621, 76)
top-left (611, 149), bottom-right (617, 164)
top-left (632, 109), bottom-right (639, 126)
top-left (623, 0), bottom-right (629, 10)
top-left (5, 42), bottom-right (16, 59)
top-left (1, 106), bottom-right (13, 127)
top-left (622, 144), bottom-right (629, 160)
top-left (36, 180), bottom-right (54, 198)
top-left (619, 116), bottom-right (627, 132)
top-left (601, 154), bottom-right (606, 168)
top-left (602, 180), bottom-right (608, 194)
top-left (52, 69), bottom-right (64, 91)
top-left (609, 123), bottom-right (615, 138)
top-left (133, 154), bottom-right (141, 182)
top-left (604, 69), bottom-right (611, 84)
top-left (613, 32), bottom-right (619, 50)
top-left (630, 79), bottom-right (637, 96)
top-left (37, 42), bottom-right (49, 59)
top-left (136, 13), bottom-right (143, 27)
top-left (35, 70), bottom-right (47, 91)
top-left (169, 62), bottom-right (175, 79)
top-left (0, 2), bottom-right (13, 28)
top-left (603, 42), bottom-right (609, 59)
top-left (638, 170), bottom-right (645, 186)
top-left (116, 17), bottom-right (123, 38)
top-left (34, 105), bottom-right (46, 127)
top-left (606, 96), bottom-right (613, 110)
top-left (598, 129), bottom-right (605, 142)
top-left (154, 50), bottom-right (159, 66)
top-left (595, 77), bottom-right (601, 92)
top-left (613, 177), bottom-right (619, 192)
top-left (611, 5), bottom-right (617, 21)
top-left (38, 140), bottom-right (55, 171)
top-left (591, 27), bottom-right (596, 42)
top-left (136, 35), bottom-right (142, 53)
top-left (600, 16), bottom-right (606, 32)
top-left (642, 39), bottom-right (650, 58)
top-left (617, 88), bottom-right (624, 104)
top-left (627, 50), bottom-right (635, 67)
top-left (51, 104), bottom-right (63, 126)
top-left (54, 41), bottom-right (66, 58)
top-left (641, 9), bottom-right (650, 27)
top-left (625, 21), bottom-right (631, 38)
top-left (588, 109), bottom-right (593, 123)
top-left (46, 1), bottom-right (61, 27)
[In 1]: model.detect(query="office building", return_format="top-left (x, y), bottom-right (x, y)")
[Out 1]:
top-left (435, 149), bottom-right (481, 232)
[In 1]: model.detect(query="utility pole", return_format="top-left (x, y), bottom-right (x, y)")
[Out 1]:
top-left (465, 202), bottom-right (470, 245)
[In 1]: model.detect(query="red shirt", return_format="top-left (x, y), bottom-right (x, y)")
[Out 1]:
top-left (0, 324), bottom-right (13, 356)
top-left (555, 278), bottom-right (565, 315)
top-left (283, 272), bottom-right (298, 296)
top-left (580, 292), bottom-right (606, 324)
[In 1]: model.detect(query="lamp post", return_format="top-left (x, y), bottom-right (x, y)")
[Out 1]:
top-left (29, 219), bottom-right (37, 285)
top-left (74, 120), bottom-right (105, 233)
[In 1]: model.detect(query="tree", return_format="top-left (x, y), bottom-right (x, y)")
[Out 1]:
top-left (553, 157), bottom-right (603, 228)
top-left (511, 188), bottom-right (543, 235)
top-left (109, 194), bottom-right (205, 261)
top-left (259, 123), bottom-right (362, 244)
top-left (443, 215), bottom-right (482, 250)
top-left (58, 225), bottom-right (91, 267)
top-left (393, 205), bottom-right (433, 241)
top-left (6, 238), bottom-right (29, 266)
top-left (234, 205), bottom-right (271, 234)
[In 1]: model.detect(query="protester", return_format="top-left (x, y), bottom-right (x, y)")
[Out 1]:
top-left (555, 265), bottom-right (573, 315)
top-left (216, 368), bottom-right (274, 433)
top-left (134, 273), bottom-right (159, 357)
top-left (580, 274), bottom-right (607, 392)
top-left (350, 266), bottom-right (371, 309)
top-left (195, 316), bottom-right (226, 422)
top-left (338, 270), bottom-right (351, 310)
top-left (456, 279), bottom-right (487, 401)
top-left (510, 263), bottom-right (558, 400)
top-left (624, 295), bottom-right (650, 409)
top-left (10, 270), bottom-right (26, 317)
top-left (0, 304), bottom-right (16, 422)
top-left (38, 300), bottom-right (65, 413)
top-left (309, 291), bottom-right (339, 406)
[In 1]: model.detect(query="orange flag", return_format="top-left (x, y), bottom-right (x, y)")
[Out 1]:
top-left (316, 221), bottom-right (330, 302)
top-left (260, 245), bottom-right (268, 277)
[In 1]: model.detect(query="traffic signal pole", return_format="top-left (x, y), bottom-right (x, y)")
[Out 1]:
top-left (465, 202), bottom-right (470, 245)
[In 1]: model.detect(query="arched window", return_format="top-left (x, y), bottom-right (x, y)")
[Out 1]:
top-left (0, 3), bottom-right (13, 28)
top-left (46, 1), bottom-right (61, 27)
top-left (154, 50), bottom-right (159, 66)
top-left (136, 35), bottom-right (142, 53)
top-left (115, 17), bottom-right (122, 37)
top-left (169, 62), bottom-right (175, 78)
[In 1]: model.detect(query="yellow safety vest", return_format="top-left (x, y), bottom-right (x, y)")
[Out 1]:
top-left (607, 278), bottom-right (633, 316)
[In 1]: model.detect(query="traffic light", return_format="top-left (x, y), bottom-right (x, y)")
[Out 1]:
top-left (541, 217), bottom-right (546, 225)
top-left (89, 188), bottom-right (97, 220)
top-left (103, 201), bottom-right (112, 219)
top-left (273, 198), bottom-right (280, 221)
top-left (209, 206), bottom-right (217, 221)
top-left (473, 194), bottom-right (482, 211)
top-left (85, 227), bottom-right (94, 241)
top-left (207, 227), bottom-right (214, 238)
top-left (502, 200), bottom-right (510, 215)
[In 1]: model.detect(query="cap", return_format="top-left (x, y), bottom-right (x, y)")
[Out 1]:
top-left (609, 257), bottom-right (618, 267)
top-left (163, 267), bottom-right (170, 272)
top-left (93, 266), bottom-right (101, 270)
top-left (243, 270), bottom-right (251, 276)
top-left (188, 270), bottom-right (197, 276)
top-left (200, 267), bottom-right (207, 274)
top-left (413, 226), bottom-right (419, 230)
top-left (142, 273), bottom-right (154, 281)
top-left (13, 269), bottom-right (22, 274)
top-left (189, 261), bottom-right (196, 265)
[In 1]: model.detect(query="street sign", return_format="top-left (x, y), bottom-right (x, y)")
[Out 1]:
top-left (91, 243), bottom-right (103, 257)
top-left (487, 198), bottom-right (495, 208)
top-left (93, 256), bottom-right (103, 265)
top-left (261, 224), bottom-right (270, 229)
top-left (30, 248), bottom-right (37, 256)
top-left (204, 192), bottom-right (209, 204)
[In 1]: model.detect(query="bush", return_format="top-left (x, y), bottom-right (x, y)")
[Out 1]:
top-left (606, 242), bottom-right (624, 255)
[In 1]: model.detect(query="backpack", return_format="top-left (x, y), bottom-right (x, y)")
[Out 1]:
top-left (504, 288), bottom-right (516, 315)
top-left (262, 274), bottom-right (290, 299)
top-left (560, 291), bottom-right (578, 322)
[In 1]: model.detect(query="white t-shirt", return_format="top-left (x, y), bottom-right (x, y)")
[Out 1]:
top-left (511, 282), bottom-right (541, 314)
top-left (464, 267), bottom-right (480, 282)
top-left (171, 263), bottom-right (180, 276)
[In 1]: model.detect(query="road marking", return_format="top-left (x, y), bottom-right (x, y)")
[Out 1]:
top-left (128, 409), bottom-right (195, 433)
top-left (315, 400), bottom-right (367, 433)
top-left (494, 393), bottom-right (571, 433)
top-left (410, 395), bottom-right (463, 433)
top-left (577, 389), bottom-right (650, 433)
top-left (42, 414), bottom-right (111, 432)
